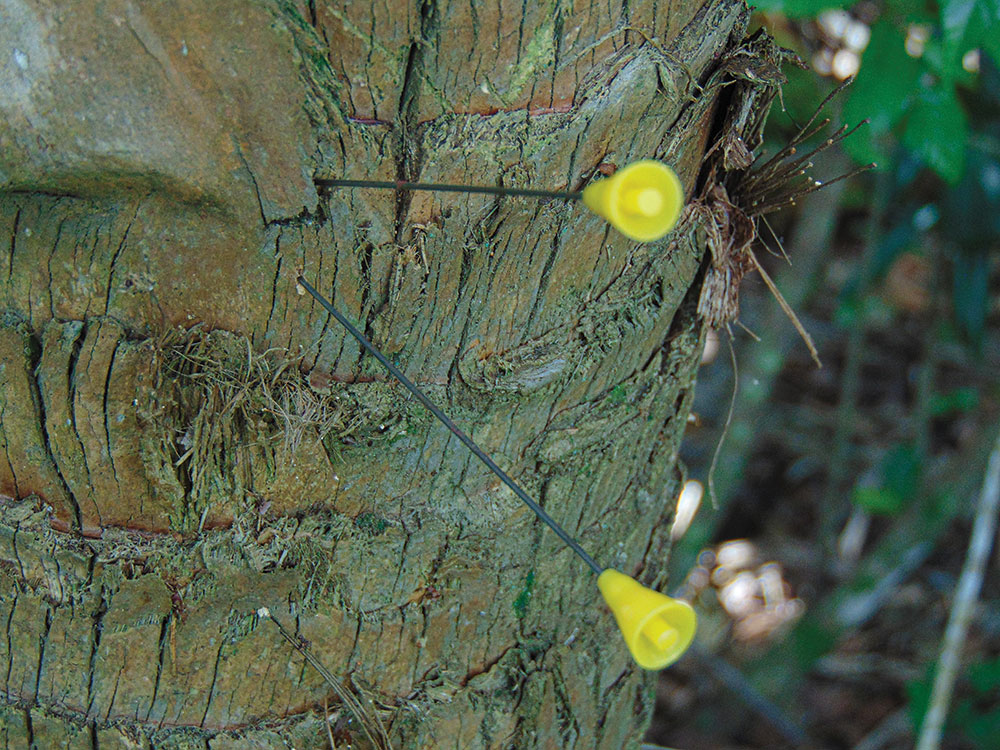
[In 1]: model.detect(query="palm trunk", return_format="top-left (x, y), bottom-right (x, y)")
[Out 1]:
top-left (0, 0), bottom-right (750, 746)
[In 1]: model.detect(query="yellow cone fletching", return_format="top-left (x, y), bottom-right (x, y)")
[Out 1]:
top-left (597, 569), bottom-right (696, 670)
top-left (581, 160), bottom-right (684, 242)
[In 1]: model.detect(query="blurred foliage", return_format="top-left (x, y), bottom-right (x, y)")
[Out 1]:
top-left (755, 0), bottom-right (999, 529)
top-left (654, 2), bottom-right (999, 748)
top-left (767, 1), bottom-right (998, 745)
top-left (760, 1), bottom-right (999, 343)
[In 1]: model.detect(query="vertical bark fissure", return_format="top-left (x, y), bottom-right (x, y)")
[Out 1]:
top-left (199, 638), bottom-right (226, 728)
top-left (391, 530), bottom-right (413, 593)
top-left (85, 588), bottom-right (108, 719)
top-left (6, 207), bottom-right (19, 287)
top-left (522, 223), bottom-right (565, 337)
top-left (445, 239), bottom-right (479, 397)
top-left (307, 223), bottom-right (326, 367)
top-left (32, 606), bottom-right (52, 706)
top-left (234, 144), bottom-right (268, 227)
top-left (103, 668), bottom-right (122, 723)
top-left (3, 592), bottom-right (16, 696)
top-left (103, 199), bottom-right (142, 316)
top-left (523, 124), bottom-right (587, 337)
top-left (356, 242), bottom-right (376, 367)
top-left (515, 0), bottom-right (528, 64)
top-left (0, 404), bottom-right (19, 500)
top-left (548, 4), bottom-right (566, 110)
top-left (377, 0), bottom-right (442, 353)
top-left (46, 215), bottom-right (68, 320)
top-left (145, 613), bottom-right (171, 723)
top-left (310, 228), bottom-right (338, 372)
top-left (660, 254), bottom-right (706, 375)
top-left (67, 322), bottom-right (98, 519)
top-left (346, 611), bottom-right (364, 668)
top-left (266, 236), bottom-right (283, 340)
top-left (27, 331), bottom-right (83, 532)
top-left (101, 337), bottom-right (122, 500)
top-left (22, 707), bottom-right (33, 749)
top-left (82, 225), bottom-right (103, 316)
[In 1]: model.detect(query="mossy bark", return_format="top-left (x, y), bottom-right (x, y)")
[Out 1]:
top-left (1, 0), bottom-right (748, 747)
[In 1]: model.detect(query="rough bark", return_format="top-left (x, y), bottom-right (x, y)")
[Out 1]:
top-left (0, 0), bottom-right (747, 747)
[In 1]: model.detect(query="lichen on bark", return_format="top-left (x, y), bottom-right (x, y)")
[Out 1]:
top-left (0, 0), bottom-right (762, 746)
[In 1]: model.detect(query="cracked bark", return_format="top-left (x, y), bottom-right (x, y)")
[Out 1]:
top-left (0, 0), bottom-right (759, 747)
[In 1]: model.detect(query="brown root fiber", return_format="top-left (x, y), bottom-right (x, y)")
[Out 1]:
top-left (690, 31), bottom-right (874, 362)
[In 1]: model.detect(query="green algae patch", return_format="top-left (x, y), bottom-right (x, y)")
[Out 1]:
top-left (513, 570), bottom-right (536, 619)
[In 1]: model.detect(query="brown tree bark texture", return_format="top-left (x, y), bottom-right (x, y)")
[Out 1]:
top-left (0, 0), bottom-right (746, 747)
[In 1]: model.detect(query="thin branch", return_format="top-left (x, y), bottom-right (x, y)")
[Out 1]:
top-left (691, 643), bottom-right (810, 746)
top-left (915, 426), bottom-right (1000, 750)
top-left (257, 608), bottom-right (392, 750)
top-left (324, 695), bottom-right (337, 749)
top-left (749, 249), bottom-right (821, 367)
top-left (853, 707), bottom-right (911, 750)
top-left (706, 329), bottom-right (740, 510)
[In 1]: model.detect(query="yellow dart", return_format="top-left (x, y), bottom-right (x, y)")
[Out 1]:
top-left (581, 160), bottom-right (684, 242)
top-left (598, 569), bottom-right (697, 669)
top-left (315, 160), bottom-right (685, 243)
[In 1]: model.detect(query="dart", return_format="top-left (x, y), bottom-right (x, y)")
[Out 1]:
top-left (297, 275), bottom-right (696, 670)
top-left (315, 159), bottom-right (685, 243)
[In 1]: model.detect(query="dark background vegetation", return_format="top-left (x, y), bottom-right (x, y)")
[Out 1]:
top-left (647, 1), bottom-right (1000, 748)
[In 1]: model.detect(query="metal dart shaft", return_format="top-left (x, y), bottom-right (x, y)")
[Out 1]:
top-left (314, 177), bottom-right (581, 201)
top-left (297, 275), bottom-right (603, 576)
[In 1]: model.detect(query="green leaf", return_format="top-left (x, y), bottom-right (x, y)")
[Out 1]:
top-left (902, 87), bottom-right (969, 183)
top-left (842, 21), bottom-right (922, 167)
top-left (976, 2), bottom-right (1000, 67)
top-left (929, 386), bottom-right (979, 416)
top-left (852, 444), bottom-right (920, 516)
top-left (883, 443), bottom-right (920, 501)
top-left (941, 0), bottom-right (1000, 72)
top-left (940, 0), bottom-right (978, 56)
top-left (961, 708), bottom-right (1000, 750)
top-left (940, 152), bottom-right (1000, 248)
top-left (852, 486), bottom-right (905, 515)
top-left (952, 249), bottom-right (991, 346)
top-left (909, 657), bottom-right (1000, 750)
top-left (967, 656), bottom-right (1000, 692)
top-left (753, 0), bottom-right (854, 19)
top-left (906, 668), bottom-right (934, 729)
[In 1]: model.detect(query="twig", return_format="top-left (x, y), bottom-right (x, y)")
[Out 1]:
top-left (691, 643), bottom-right (810, 746)
top-left (915, 426), bottom-right (1000, 750)
top-left (324, 695), bottom-right (337, 749)
top-left (706, 329), bottom-right (740, 509)
top-left (749, 248), bottom-right (820, 367)
top-left (257, 607), bottom-right (392, 750)
top-left (853, 707), bottom-right (910, 750)
top-left (836, 541), bottom-right (933, 629)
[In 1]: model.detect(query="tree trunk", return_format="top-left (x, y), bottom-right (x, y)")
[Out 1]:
top-left (0, 0), bottom-right (747, 747)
